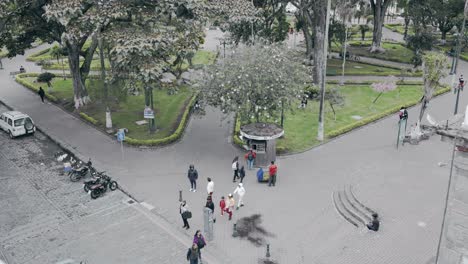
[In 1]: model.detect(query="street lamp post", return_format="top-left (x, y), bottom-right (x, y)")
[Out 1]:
top-left (219, 40), bottom-right (226, 59)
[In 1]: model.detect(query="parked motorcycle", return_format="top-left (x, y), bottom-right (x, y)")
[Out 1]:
top-left (83, 171), bottom-right (107, 192)
top-left (89, 175), bottom-right (118, 199)
top-left (69, 159), bottom-right (94, 182)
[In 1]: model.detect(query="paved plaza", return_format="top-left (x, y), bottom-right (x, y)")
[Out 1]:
top-left (0, 29), bottom-right (467, 263)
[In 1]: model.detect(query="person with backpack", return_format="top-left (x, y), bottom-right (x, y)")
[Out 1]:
top-left (398, 107), bottom-right (408, 120)
top-left (186, 243), bottom-right (201, 264)
top-left (180, 200), bottom-right (191, 229)
top-left (193, 230), bottom-right (206, 262)
top-left (244, 149), bottom-right (256, 170)
top-left (188, 164), bottom-right (199, 192)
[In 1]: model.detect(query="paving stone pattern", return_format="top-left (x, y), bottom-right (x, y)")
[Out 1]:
top-left (0, 125), bottom-right (192, 264)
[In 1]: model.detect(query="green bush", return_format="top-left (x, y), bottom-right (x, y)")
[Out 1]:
top-left (124, 93), bottom-right (198, 146)
top-left (79, 112), bottom-right (99, 125)
top-left (15, 73), bottom-right (59, 102)
top-left (37, 72), bottom-right (56, 83)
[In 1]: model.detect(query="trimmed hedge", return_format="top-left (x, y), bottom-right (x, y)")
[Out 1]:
top-left (15, 73), bottom-right (59, 102)
top-left (79, 112), bottom-right (99, 125)
top-left (326, 86), bottom-right (451, 138)
top-left (27, 47), bottom-right (52, 62)
top-left (124, 93), bottom-right (198, 146)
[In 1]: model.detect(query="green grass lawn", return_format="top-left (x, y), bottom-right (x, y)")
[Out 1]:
top-left (23, 77), bottom-right (193, 140)
top-left (274, 84), bottom-right (428, 152)
top-left (327, 58), bottom-right (414, 76)
top-left (343, 40), bottom-right (414, 64)
top-left (384, 24), bottom-right (413, 35)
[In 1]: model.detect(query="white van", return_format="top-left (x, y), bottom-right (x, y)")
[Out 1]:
top-left (0, 111), bottom-right (36, 138)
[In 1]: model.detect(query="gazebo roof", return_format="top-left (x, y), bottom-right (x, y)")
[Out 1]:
top-left (240, 122), bottom-right (284, 140)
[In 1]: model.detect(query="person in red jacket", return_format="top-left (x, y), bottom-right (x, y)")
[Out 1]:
top-left (268, 161), bottom-right (277, 187)
top-left (244, 148), bottom-right (257, 170)
top-left (219, 196), bottom-right (232, 220)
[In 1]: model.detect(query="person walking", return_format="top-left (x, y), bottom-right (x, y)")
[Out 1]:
top-left (206, 177), bottom-right (214, 196)
top-left (193, 230), bottom-right (206, 263)
top-left (239, 166), bottom-right (246, 183)
top-left (244, 149), bottom-right (256, 170)
top-left (232, 157), bottom-right (239, 182)
top-left (268, 161), bottom-right (277, 187)
top-left (38, 87), bottom-right (46, 103)
top-left (227, 194), bottom-right (235, 220)
top-left (205, 196), bottom-right (216, 223)
top-left (233, 183), bottom-right (245, 210)
top-left (188, 164), bottom-right (198, 192)
top-left (180, 200), bottom-right (191, 229)
top-left (186, 243), bottom-right (201, 264)
top-left (219, 196), bottom-right (226, 216)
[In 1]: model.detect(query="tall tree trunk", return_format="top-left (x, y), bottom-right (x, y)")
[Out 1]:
top-left (303, 25), bottom-right (313, 60)
top-left (99, 35), bottom-right (108, 102)
top-left (315, 0), bottom-right (332, 141)
top-left (441, 31), bottom-right (447, 45)
top-left (67, 43), bottom-right (87, 109)
top-left (370, 0), bottom-right (392, 53)
top-left (403, 16), bottom-right (410, 40)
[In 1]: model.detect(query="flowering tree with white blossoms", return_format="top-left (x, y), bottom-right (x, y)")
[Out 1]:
top-left (371, 77), bottom-right (398, 104)
top-left (196, 43), bottom-right (311, 125)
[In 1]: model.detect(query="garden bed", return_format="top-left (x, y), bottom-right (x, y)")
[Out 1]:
top-left (233, 83), bottom-right (450, 154)
top-left (16, 73), bottom-right (196, 145)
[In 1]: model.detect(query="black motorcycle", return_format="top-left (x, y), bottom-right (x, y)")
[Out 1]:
top-left (69, 159), bottom-right (94, 182)
top-left (83, 171), bottom-right (107, 192)
top-left (89, 175), bottom-right (118, 199)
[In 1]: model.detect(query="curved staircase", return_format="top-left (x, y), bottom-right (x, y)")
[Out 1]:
top-left (333, 185), bottom-right (377, 228)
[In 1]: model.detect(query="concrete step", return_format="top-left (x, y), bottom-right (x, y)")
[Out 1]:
top-left (332, 191), bottom-right (359, 228)
top-left (344, 187), bottom-right (372, 222)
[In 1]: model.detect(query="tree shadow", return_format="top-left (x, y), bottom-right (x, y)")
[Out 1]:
top-left (236, 214), bottom-right (275, 247)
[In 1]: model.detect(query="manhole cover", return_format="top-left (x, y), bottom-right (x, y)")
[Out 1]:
top-left (127, 199), bottom-right (135, 204)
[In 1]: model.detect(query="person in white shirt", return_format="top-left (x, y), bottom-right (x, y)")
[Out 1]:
top-left (206, 177), bottom-right (214, 196)
top-left (233, 183), bottom-right (246, 210)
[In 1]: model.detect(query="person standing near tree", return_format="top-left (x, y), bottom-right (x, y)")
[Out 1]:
top-left (188, 164), bottom-right (198, 192)
top-left (38, 87), bottom-right (45, 103)
top-left (244, 148), bottom-right (256, 170)
top-left (268, 161), bottom-right (277, 187)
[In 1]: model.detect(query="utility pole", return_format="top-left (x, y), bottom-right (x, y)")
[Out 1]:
top-left (317, 0), bottom-right (332, 141)
top-left (452, 0), bottom-right (468, 115)
top-left (251, 0), bottom-right (255, 45)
